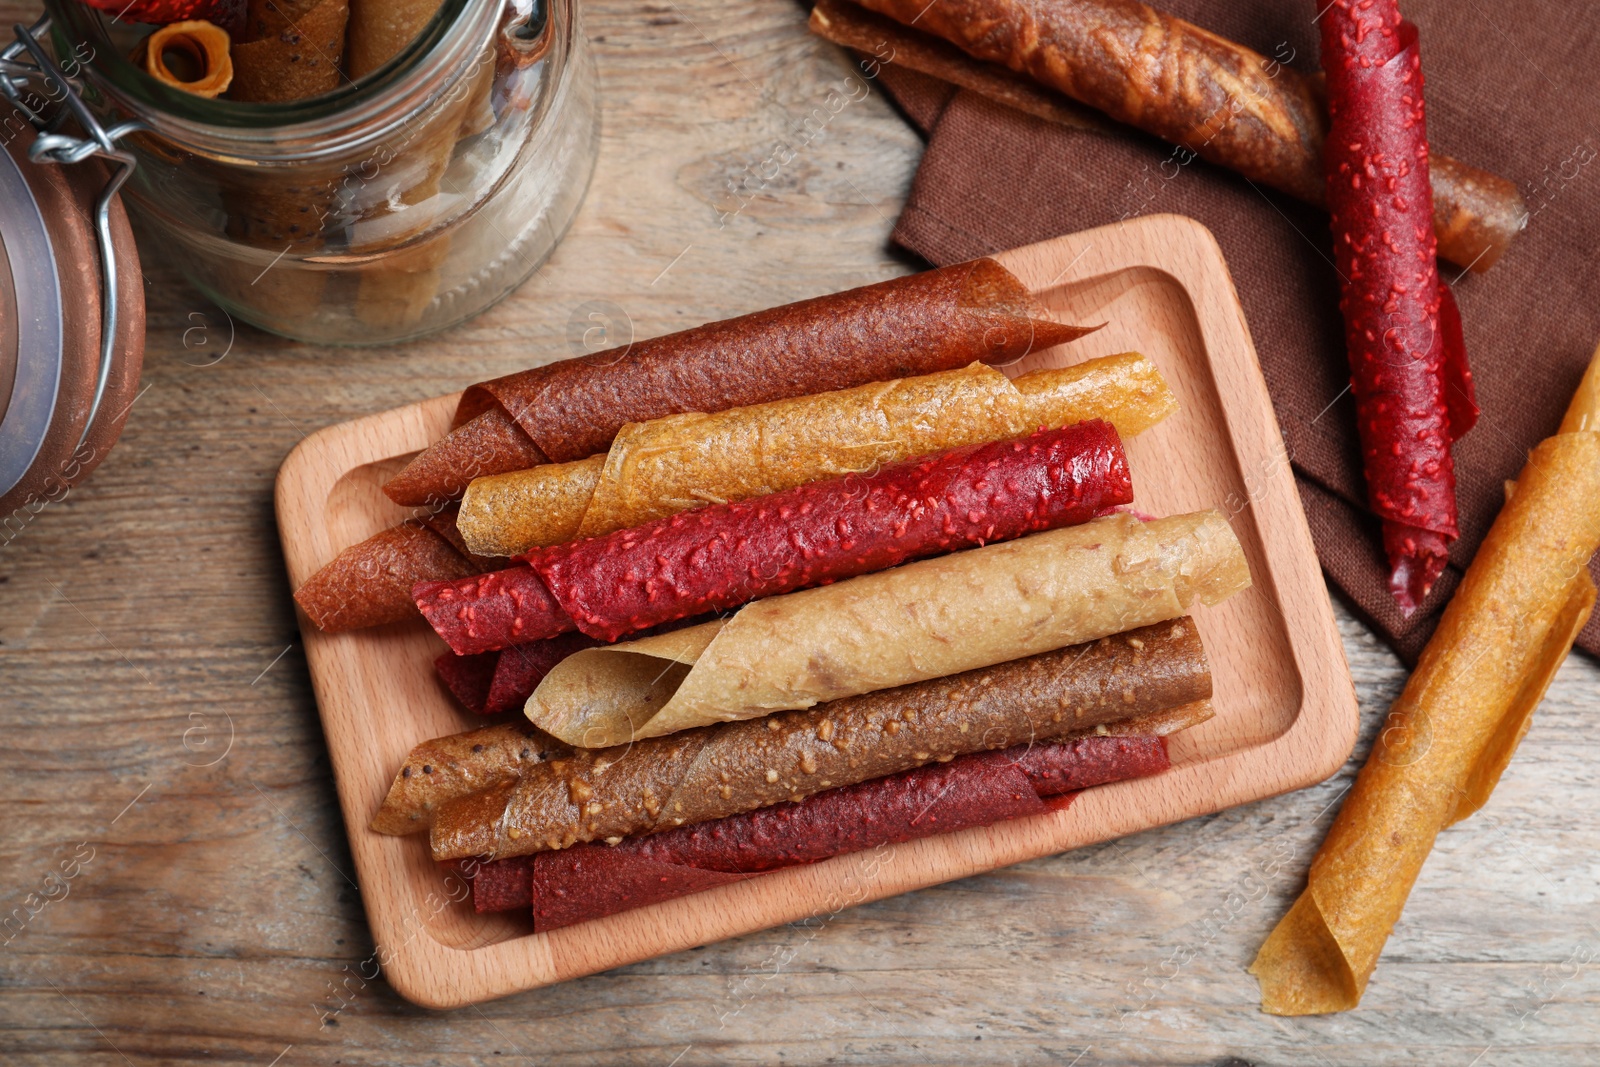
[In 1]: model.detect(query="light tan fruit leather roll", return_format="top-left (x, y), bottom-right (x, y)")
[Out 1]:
top-left (525, 510), bottom-right (1249, 747)
top-left (458, 353), bottom-right (1176, 557)
top-left (1250, 346), bottom-right (1600, 1015)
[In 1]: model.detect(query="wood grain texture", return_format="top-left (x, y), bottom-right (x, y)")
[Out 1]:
top-left (1, 0), bottom-right (1596, 1061)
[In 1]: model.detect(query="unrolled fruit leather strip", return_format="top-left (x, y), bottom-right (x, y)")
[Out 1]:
top-left (457, 353), bottom-right (1175, 557)
top-left (525, 510), bottom-right (1247, 748)
top-left (519, 729), bottom-right (1181, 930)
top-left (139, 21), bottom-right (234, 99)
top-left (384, 257), bottom-right (1096, 506)
top-left (419, 421), bottom-right (1132, 655)
top-left (424, 618), bottom-right (1212, 859)
top-left (1249, 347), bottom-right (1600, 1015)
top-left (841, 0), bottom-right (1525, 272)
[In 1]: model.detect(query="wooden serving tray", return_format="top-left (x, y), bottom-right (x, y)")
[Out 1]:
top-left (275, 214), bottom-right (1357, 1009)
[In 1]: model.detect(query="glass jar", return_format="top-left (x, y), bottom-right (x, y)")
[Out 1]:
top-left (44, 0), bottom-right (597, 345)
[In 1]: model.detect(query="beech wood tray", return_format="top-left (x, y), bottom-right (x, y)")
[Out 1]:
top-left (275, 214), bottom-right (1358, 1009)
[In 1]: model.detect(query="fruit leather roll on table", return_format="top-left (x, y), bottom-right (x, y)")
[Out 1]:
top-left (1252, 348), bottom-right (1600, 1014)
top-left (417, 420), bottom-right (1132, 656)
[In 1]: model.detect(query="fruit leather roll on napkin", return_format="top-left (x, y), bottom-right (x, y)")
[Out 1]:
top-left (456, 353), bottom-right (1174, 556)
top-left (413, 619), bottom-right (1214, 861)
top-left (417, 420), bottom-right (1133, 655)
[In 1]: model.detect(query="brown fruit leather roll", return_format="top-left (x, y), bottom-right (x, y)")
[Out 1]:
top-left (423, 619), bottom-right (1212, 861)
top-left (368, 723), bottom-right (564, 836)
top-left (470, 731), bottom-right (1176, 926)
top-left (229, 0), bottom-right (348, 102)
top-left (382, 257), bottom-right (1096, 506)
top-left (292, 507), bottom-right (504, 632)
top-left (842, 0), bottom-right (1525, 271)
top-left (345, 0), bottom-right (441, 79)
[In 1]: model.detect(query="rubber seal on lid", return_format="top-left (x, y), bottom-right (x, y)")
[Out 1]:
top-left (0, 142), bottom-right (64, 499)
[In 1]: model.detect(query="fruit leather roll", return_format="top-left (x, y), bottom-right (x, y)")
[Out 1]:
top-left (1251, 349), bottom-right (1600, 1015)
top-left (382, 257), bottom-right (1095, 507)
top-left (293, 507), bottom-right (505, 632)
top-left (523, 510), bottom-right (1247, 748)
top-left (840, 0), bottom-right (1524, 272)
top-left (1319, 0), bottom-right (1476, 614)
top-left (419, 617), bottom-right (1213, 860)
top-left (457, 353), bottom-right (1174, 557)
top-left (471, 726), bottom-right (1185, 928)
top-left (432, 635), bottom-right (600, 716)
top-left (229, 0), bottom-right (348, 102)
top-left (418, 420), bottom-right (1132, 656)
top-left (368, 722), bottom-right (564, 836)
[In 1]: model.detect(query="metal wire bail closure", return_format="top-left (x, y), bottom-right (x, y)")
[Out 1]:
top-left (0, 15), bottom-right (142, 453)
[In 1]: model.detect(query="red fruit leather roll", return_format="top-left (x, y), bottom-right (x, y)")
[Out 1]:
top-left (382, 258), bottom-right (1095, 507)
top-left (416, 421), bottom-right (1131, 655)
top-left (468, 734), bottom-right (1168, 921)
top-left (434, 633), bottom-right (600, 715)
top-left (1320, 1), bottom-right (1476, 614)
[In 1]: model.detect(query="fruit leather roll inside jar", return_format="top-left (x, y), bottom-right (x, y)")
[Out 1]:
top-left (46, 0), bottom-right (596, 345)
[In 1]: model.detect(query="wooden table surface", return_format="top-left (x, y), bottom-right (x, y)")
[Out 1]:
top-left (2, 0), bottom-right (1597, 1063)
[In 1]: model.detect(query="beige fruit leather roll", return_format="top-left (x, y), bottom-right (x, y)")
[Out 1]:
top-left (1250, 346), bottom-right (1600, 1015)
top-left (458, 352), bottom-right (1176, 556)
top-left (526, 510), bottom-right (1250, 747)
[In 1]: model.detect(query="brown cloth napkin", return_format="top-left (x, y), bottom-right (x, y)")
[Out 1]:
top-left (866, 0), bottom-right (1600, 665)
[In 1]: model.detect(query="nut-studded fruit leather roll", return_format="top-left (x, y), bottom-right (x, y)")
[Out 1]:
top-left (383, 257), bottom-right (1097, 506)
top-left (417, 421), bottom-right (1132, 655)
top-left (418, 619), bottom-right (1213, 860)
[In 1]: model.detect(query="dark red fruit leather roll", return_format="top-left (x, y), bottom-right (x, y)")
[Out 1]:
top-left (381, 258), bottom-right (1095, 507)
top-left (1320, 0), bottom-right (1476, 614)
top-left (434, 633), bottom-right (599, 715)
top-left (416, 421), bottom-right (1131, 655)
top-left (468, 734), bottom-right (1168, 925)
